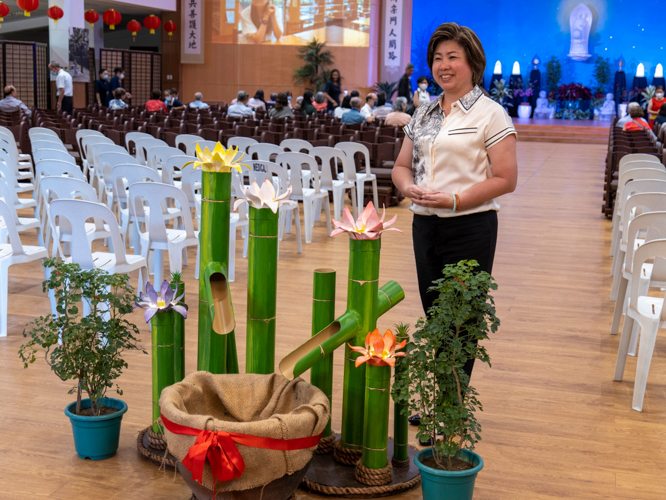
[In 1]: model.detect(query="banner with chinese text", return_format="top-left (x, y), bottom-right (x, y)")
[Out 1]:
top-left (182, 0), bottom-right (204, 64)
top-left (383, 0), bottom-right (402, 67)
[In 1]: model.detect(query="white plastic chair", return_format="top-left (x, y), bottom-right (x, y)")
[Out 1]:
top-left (335, 142), bottom-right (378, 214)
top-left (227, 137), bottom-right (258, 153)
top-left (0, 177), bottom-right (43, 246)
top-left (147, 146), bottom-right (186, 171)
top-left (32, 140), bottom-right (67, 154)
top-left (81, 135), bottom-right (114, 177)
top-left (0, 134), bottom-right (33, 180)
top-left (98, 152), bottom-right (140, 208)
top-left (618, 154), bottom-right (661, 172)
top-left (276, 152), bottom-right (331, 243)
top-left (76, 129), bottom-right (104, 163)
top-left (33, 148), bottom-right (77, 166)
top-left (195, 140), bottom-right (218, 152)
top-left (125, 132), bottom-right (154, 155)
top-left (248, 143), bottom-right (284, 162)
top-left (311, 146), bottom-right (357, 221)
top-left (180, 164), bottom-right (200, 210)
top-left (35, 160), bottom-right (86, 207)
top-left (29, 127), bottom-right (60, 141)
top-left (0, 150), bottom-right (34, 193)
top-left (0, 199), bottom-right (49, 337)
top-left (0, 161), bottom-right (36, 216)
top-left (129, 182), bottom-right (198, 287)
top-left (611, 161), bottom-right (665, 232)
top-left (613, 238), bottom-right (666, 411)
top-left (135, 138), bottom-right (168, 165)
top-left (175, 134), bottom-right (203, 156)
top-left (163, 155), bottom-right (192, 187)
top-left (280, 139), bottom-right (313, 154)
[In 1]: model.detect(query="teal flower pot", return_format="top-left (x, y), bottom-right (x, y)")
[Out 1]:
top-left (414, 448), bottom-right (484, 500)
top-left (64, 397), bottom-right (128, 460)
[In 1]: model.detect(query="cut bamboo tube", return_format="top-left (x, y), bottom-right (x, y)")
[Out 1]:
top-left (151, 310), bottom-right (175, 433)
top-left (310, 269), bottom-right (336, 437)
top-left (392, 328), bottom-right (410, 463)
top-left (197, 170), bottom-right (239, 374)
top-left (246, 206), bottom-right (279, 374)
top-left (361, 364), bottom-right (391, 469)
top-left (170, 281), bottom-right (185, 383)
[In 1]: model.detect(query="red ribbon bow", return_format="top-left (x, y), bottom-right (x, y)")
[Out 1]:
top-left (161, 414), bottom-right (322, 492)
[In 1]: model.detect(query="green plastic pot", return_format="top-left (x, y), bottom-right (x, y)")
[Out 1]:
top-left (64, 397), bottom-right (128, 460)
top-left (414, 448), bottom-right (484, 500)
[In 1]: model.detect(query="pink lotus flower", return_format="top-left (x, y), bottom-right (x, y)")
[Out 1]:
top-left (349, 328), bottom-right (407, 367)
top-left (330, 202), bottom-right (402, 240)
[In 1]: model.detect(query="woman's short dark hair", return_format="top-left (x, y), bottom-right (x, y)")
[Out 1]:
top-left (275, 92), bottom-right (288, 110)
top-left (114, 87), bottom-right (126, 99)
top-left (151, 89), bottom-right (162, 100)
top-left (254, 89), bottom-right (265, 102)
top-left (417, 76), bottom-right (428, 84)
top-left (427, 22), bottom-right (486, 87)
top-left (340, 95), bottom-right (352, 109)
top-left (629, 105), bottom-right (644, 118)
top-left (376, 92), bottom-right (386, 107)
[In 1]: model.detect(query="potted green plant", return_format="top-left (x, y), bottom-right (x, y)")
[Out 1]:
top-left (392, 260), bottom-right (499, 500)
top-left (490, 79), bottom-right (513, 109)
top-left (19, 259), bottom-right (145, 460)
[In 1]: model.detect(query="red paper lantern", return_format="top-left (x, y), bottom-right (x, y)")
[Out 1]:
top-left (164, 20), bottom-right (177, 37)
top-left (143, 14), bottom-right (160, 35)
top-left (17, 0), bottom-right (38, 17)
top-left (103, 9), bottom-right (121, 30)
top-left (47, 5), bottom-right (63, 24)
top-left (0, 2), bottom-right (10, 27)
top-left (84, 9), bottom-right (99, 28)
top-left (127, 19), bottom-right (141, 38)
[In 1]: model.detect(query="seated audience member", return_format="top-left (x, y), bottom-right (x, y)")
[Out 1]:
top-left (269, 93), bottom-right (278, 103)
top-left (350, 90), bottom-right (360, 98)
top-left (384, 97), bottom-right (411, 127)
top-left (286, 90), bottom-right (294, 108)
top-left (227, 90), bottom-right (255, 118)
top-left (360, 93), bottom-right (376, 119)
top-left (616, 102), bottom-right (640, 128)
top-left (293, 95), bottom-right (303, 112)
top-left (341, 97), bottom-right (365, 125)
top-left (0, 86), bottom-right (29, 112)
top-left (108, 88), bottom-right (129, 110)
top-left (654, 104), bottom-right (666, 130)
top-left (145, 88), bottom-right (168, 112)
top-left (268, 92), bottom-right (294, 119)
top-left (300, 91), bottom-right (317, 116)
top-left (334, 95), bottom-right (352, 119)
top-left (189, 92), bottom-right (210, 109)
top-left (165, 89), bottom-right (186, 111)
top-left (248, 90), bottom-right (266, 111)
top-left (371, 92), bottom-right (392, 120)
top-left (313, 92), bottom-right (328, 112)
top-left (623, 105), bottom-right (650, 132)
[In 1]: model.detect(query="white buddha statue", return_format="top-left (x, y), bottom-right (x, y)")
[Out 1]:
top-left (600, 93), bottom-right (616, 120)
top-left (568, 4), bottom-right (592, 61)
top-left (534, 90), bottom-right (551, 119)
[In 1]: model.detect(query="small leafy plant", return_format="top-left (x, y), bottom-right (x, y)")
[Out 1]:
top-left (18, 259), bottom-right (145, 416)
top-left (546, 56), bottom-right (562, 94)
top-left (641, 85), bottom-right (656, 110)
top-left (170, 270), bottom-right (183, 283)
top-left (490, 79), bottom-right (513, 107)
top-left (292, 38), bottom-right (334, 92)
top-left (374, 81), bottom-right (398, 101)
top-left (392, 260), bottom-right (499, 471)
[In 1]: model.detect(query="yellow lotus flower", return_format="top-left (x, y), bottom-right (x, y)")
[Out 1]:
top-left (184, 142), bottom-right (249, 173)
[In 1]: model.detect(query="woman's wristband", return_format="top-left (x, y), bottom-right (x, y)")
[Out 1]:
top-left (455, 194), bottom-right (461, 211)
top-left (451, 194), bottom-right (457, 213)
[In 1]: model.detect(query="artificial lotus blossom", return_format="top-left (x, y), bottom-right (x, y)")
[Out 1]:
top-left (235, 179), bottom-right (296, 214)
top-left (184, 142), bottom-right (249, 173)
top-left (330, 202), bottom-right (402, 240)
top-left (349, 328), bottom-right (407, 368)
top-left (135, 280), bottom-right (187, 323)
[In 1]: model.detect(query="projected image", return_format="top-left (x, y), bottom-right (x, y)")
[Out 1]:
top-left (211, 0), bottom-right (371, 46)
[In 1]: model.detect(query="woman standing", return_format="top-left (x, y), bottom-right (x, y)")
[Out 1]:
top-left (323, 69), bottom-right (342, 112)
top-left (412, 76), bottom-right (431, 107)
top-left (392, 22), bottom-right (517, 390)
top-left (647, 86), bottom-right (665, 127)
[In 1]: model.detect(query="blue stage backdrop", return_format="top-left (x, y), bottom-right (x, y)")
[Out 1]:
top-left (410, 0), bottom-right (664, 94)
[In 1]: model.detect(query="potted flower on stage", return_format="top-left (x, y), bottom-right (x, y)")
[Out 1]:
top-left (513, 87), bottom-right (533, 118)
top-left (392, 260), bottom-right (499, 500)
top-left (18, 259), bottom-right (144, 460)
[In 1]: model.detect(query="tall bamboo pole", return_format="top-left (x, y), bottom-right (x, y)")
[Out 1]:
top-left (197, 170), bottom-right (239, 374)
top-left (170, 280), bottom-right (185, 382)
top-left (246, 206), bottom-right (279, 374)
top-left (340, 238), bottom-right (380, 455)
top-left (151, 310), bottom-right (175, 433)
top-left (392, 327), bottom-right (410, 463)
top-left (310, 269), bottom-right (336, 437)
top-left (361, 364), bottom-right (391, 469)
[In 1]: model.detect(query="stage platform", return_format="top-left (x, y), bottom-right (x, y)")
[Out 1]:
top-left (513, 118), bottom-right (610, 144)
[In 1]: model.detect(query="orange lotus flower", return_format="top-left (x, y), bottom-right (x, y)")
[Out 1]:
top-left (349, 328), bottom-right (407, 367)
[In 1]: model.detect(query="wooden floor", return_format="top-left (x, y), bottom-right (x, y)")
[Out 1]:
top-left (2, 141), bottom-right (665, 499)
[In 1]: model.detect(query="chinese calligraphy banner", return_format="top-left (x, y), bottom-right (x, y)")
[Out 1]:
top-left (182, 0), bottom-right (204, 64)
top-left (383, 0), bottom-right (402, 67)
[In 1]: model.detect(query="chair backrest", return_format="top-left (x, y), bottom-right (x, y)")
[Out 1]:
top-left (335, 141), bottom-right (371, 175)
top-left (29, 127), bottom-right (59, 140)
top-left (624, 211), bottom-right (666, 279)
top-left (100, 152), bottom-right (139, 181)
top-left (619, 153), bottom-right (661, 171)
top-left (76, 129), bottom-right (104, 159)
top-left (0, 177), bottom-right (21, 224)
top-left (619, 160), bottom-right (664, 179)
top-left (92, 143), bottom-right (128, 169)
top-left (111, 164), bottom-right (162, 208)
top-left (175, 134), bottom-right (203, 155)
top-left (49, 199), bottom-right (128, 269)
top-left (32, 140), bottom-right (67, 153)
top-left (35, 160), bottom-right (86, 182)
top-left (125, 131), bottom-right (153, 153)
top-left (147, 146), bottom-right (186, 171)
top-left (629, 239), bottom-right (666, 320)
top-left (128, 182), bottom-right (195, 245)
top-left (311, 146), bottom-right (347, 188)
top-left (276, 152), bottom-right (321, 195)
top-left (623, 192), bottom-right (666, 244)
top-left (41, 176), bottom-right (98, 204)
top-left (280, 139), bottom-right (313, 154)
top-left (227, 136), bottom-right (258, 153)
top-left (247, 160), bottom-right (288, 192)
top-left (190, 167), bottom-right (203, 219)
top-left (81, 135), bottom-right (114, 162)
top-left (164, 155), bottom-right (194, 185)
top-left (0, 198), bottom-right (27, 257)
top-left (617, 169), bottom-right (666, 212)
top-left (195, 139), bottom-right (218, 152)
top-left (0, 163), bottom-right (22, 204)
top-left (135, 138), bottom-right (168, 164)
top-left (248, 143), bottom-right (284, 162)
top-left (32, 148), bottom-right (76, 165)
top-left (180, 164), bottom-right (199, 205)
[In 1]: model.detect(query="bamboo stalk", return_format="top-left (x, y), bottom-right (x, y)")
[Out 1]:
top-left (310, 269), bottom-right (336, 437)
top-left (392, 329), bottom-right (409, 463)
top-left (246, 206), bottom-right (279, 374)
top-left (197, 170), bottom-right (238, 374)
top-left (362, 364), bottom-right (391, 469)
top-left (170, 281), bottom-right (185, 383)
top-left (340, 238), bottom-right (380, 454)
top-left (151, 310), bottom-right (175, 433)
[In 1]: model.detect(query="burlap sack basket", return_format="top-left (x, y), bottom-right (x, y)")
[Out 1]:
top-left (160, 371), bottom-right (329, 492)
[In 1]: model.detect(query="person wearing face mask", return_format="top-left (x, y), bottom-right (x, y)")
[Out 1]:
top-left (413, 76), bottom-right (431, 107)
top-left (164, 89), bottom-right (187, 111)
top-left (49, 61), bottom-right (73, 114)
top-left (95, 68), bottom-right (111, 107)
top-left (647, 85), bottom-right (665, 127)
top-left (240, 0), bottom-right (283, 43)
top-left (109, 67), bottom-right (132, 100)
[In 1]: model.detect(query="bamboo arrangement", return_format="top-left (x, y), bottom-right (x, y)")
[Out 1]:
top-left (151, 310), bottom-right (175, 433)
top-left (170, 277), bottom-right (185, 382)
top-left (197, 170), bottom-right (239, 374)
top-left (362, 363), bottom-right (391, 469)
top-left (310, 269), bottom-right (336, 437)
top-left (392, 323), bottom-right (410, 464)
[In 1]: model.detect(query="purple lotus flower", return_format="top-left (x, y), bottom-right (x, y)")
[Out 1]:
top-left (135, 280), bottom-right (187, 323)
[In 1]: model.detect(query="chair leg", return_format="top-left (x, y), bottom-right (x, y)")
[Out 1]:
top-left (194, 242), bottom-right (200, 280)
top-left (356, 180), bottom-right (365, 215)
top-left (611, 276), bottom-right (629, 334)
top-left (242, 226), bottom-right (249, 259)
top-left (304, 198), bottom-right (313, 244)
top-left (610, 233), bottom-right (622, 276)
top-left (294, 207), bottom-right (302, 253)
top-left (0, 261), bottom-right (9, 337)
top-left (372, 179), bottom-right (378, 211)
top-left (153, 249), bottom-right (163, 286)
top-left (350, 186), bottom-right (358, 219)
top-left (614, 314), bottom-right (636, 381)
top-left (632, 319), bottom-right (659, 412)
top-left (324, 197), bottom-right (332, 236)
top-left (628, 277), bottom-right (650, 356)
top-left (610, 249), bottom-right (625, 301)
top-left (286, 209), bottom-right (293, 234)
top-left (332, 186), bottom-right (341, 222)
